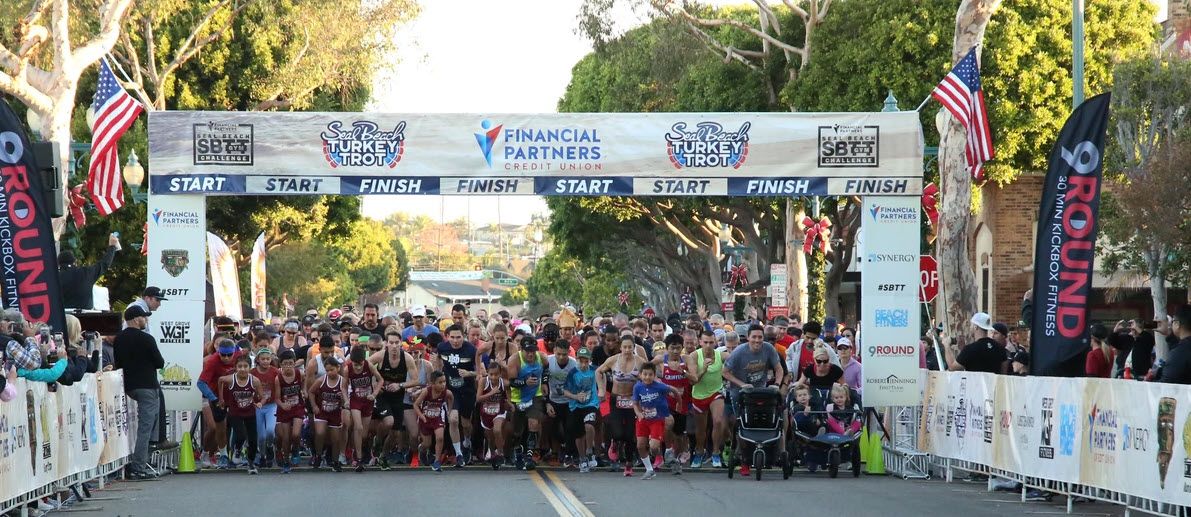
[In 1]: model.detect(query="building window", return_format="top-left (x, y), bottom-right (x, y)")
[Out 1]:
top-left (974, 223), bottom-right (993, 315)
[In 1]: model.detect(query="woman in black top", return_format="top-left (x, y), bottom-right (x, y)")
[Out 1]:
top-left (798, 347), bottom-right (844, 393)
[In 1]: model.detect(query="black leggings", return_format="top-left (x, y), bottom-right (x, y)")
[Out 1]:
top-left (228, 415), bottom-right (258, 462)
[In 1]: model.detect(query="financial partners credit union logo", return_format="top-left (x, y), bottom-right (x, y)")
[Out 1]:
top-left (321, 120), bottom-right (406, 168)
top-left (869, 204), bottom-right (917, 223)
top-left (151, 209), bottom-right (200, 229)
top-left (473, 119), bottom-right (602, 171)
top-left (665, 121), bottom-right (750, 169)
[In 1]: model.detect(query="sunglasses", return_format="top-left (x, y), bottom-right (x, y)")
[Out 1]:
top-left (219, 353), bottom-right (233, 358)
top-left (285, 331), bottom-right (297, 335)
top-left (815, 359), bottom-right (829, 364)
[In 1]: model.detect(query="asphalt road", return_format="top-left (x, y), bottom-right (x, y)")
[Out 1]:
top-left (82, 467), bottom-right (1127, 517)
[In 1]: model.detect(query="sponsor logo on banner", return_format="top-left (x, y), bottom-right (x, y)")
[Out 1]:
top-left (1014, 403), bottom-right (1035, 448)
top-left (1059, 403), bottom-right (1076, 456)
top-left (818, 124), bottom-right (878, 167)
top-left (867, 253), bottom-right (916, 263)
top-left (1040, 397), bottom-right (1056, 459)
top-left (876, 283), bottom-right (907, 292)
top-left (158, 320), bottom-right (191, 345)
top-left (160, 250), bottom-right (189, 277)
top-left (321, 120), bottom-right (406, 168)
top-left (664, 121), bottom-right (750, 169)
top-left (474, 119), bottom-right (603, 172)
top-left (1086, 404), bottom-right (1118, 465)
top-left (869, 204), bottom-right (918, 223)
top-left (874, 309), bottom-right (909, 328)
top-left (866, 374), bottom-right (914, 394)
top-left (868, 344), bottom-right (916, 357)
top-left (193, 121), bottom-right (253, 165)
top-left (151, 208), bottom-right (201, 228)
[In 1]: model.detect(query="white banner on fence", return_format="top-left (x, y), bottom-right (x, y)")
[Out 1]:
top-left (145, 194), bottom-right (206, 302)
top-left (860, 196), bottom-right (922, 406)
top-left (148, 299), bottom-right (207, 411)
top-left (0, 372), bottom-right (127, 503)
top-left (922, 371), bottom-right (1191, 506)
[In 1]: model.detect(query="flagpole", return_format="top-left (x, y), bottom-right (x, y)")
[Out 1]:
top-left (914, 96), bottom-right (932, 112)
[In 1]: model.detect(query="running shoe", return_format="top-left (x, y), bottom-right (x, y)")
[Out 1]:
top-left (664, 448), bottom-right (675, 465)
top-left (579, 461), bottom-right (591, 473)
top-left (525, 457), bottom-right (537, 471)
top-left (232, 452), bottom-right (244, 467)
top-left (379, 455), bottom-right (391, 471)
top-left (217, 453), bottom-right (230, 469)
top-left (711, 454), bottom-right (723, 468)
top-left (199, 455), bottom-right (213, 469)
top-left (1024, 489), bottom-right (1052, 502)
top-left (332, 461), bottom-right (343, 473)
top-left (339, 453), bottom-right (348, 465)
top-left (652, 455), bottom-right (664, 470)
top-left (623, 465), bottom-right (633, 477)
top-left (431, 460), bottom-right (442, 472)
top-left (455, 455), bottom-right (465, 468)
top-left (607, 444), bottom-right (619, 462)
top-left (690, 453), bottom-right (704, 469)
top-left (291, 451), bottom-right (301, 466)
top-left (642, 471), bottom-right (657, 480)
top-left (673, 464), bottom-right (683, 476)
top-left (679, 451), bottom-right (691, 465)
top-left (410, 452), bottom-right (421, 468)
top-left (368, 456), bottom-right (378, 467)
top-left (739, 464), bottom-right (751, 477)
top-left (247, 465), bottom-right (258, 475)
top-left (514, 450), bottom-right (525, 471)
top-left (354, 460), bottom-right (364, 473)
top-left (311, 456), bottom-right (323, 470)
top-left (280, 460), bottom-right (292, 474)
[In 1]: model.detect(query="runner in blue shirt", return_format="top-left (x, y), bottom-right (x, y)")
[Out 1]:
top-left (632, 363), bottom-right (680, 480)
top-left (564, 347), bottom-right (601, 472)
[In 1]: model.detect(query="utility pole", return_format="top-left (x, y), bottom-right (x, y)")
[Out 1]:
top-left (1072, 0), bottom-right (1085, 108)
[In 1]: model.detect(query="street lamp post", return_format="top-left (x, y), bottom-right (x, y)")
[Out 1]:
top-left (122, 149), bottom-right (146, 202)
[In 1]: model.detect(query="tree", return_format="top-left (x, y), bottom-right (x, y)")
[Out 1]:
top-left (0, 0), bottom-right (134, 233)
top-left (333, 219), bottom-right (402, 295)
top-left (267, 241), bottom-right (356, 312)
top-left (500, 285), bottom-right (528, 306)
top-left (1102, 56), bottom-right (1191, 316)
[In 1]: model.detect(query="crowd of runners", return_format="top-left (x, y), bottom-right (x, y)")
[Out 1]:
top-left (195, 303), bottom-right (863, 478)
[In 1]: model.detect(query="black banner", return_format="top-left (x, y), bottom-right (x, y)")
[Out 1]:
top-left (0, 99), bottom-right (66, 334)
top-left (1030, 93), bottom-right (1111, 376)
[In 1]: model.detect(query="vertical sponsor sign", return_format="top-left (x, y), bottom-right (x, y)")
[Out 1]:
top-left (207, 231), bottom-right (242, 321)
top-left (1030, 93), bottom-right (1111, 376)
top-left (0, 99), bottom-right (66, 333)
top-left (250, 232), bottom-right (267, 318)
top-left (147, 299), bottom-right (206, 410)
top-left (861, 196), bottom-right (921, 405)
top-left (146, 194), bottom-right (206, 301)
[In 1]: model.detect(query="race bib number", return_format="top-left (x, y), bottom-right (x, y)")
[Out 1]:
top-left (261, 389), bottom-right (272, 402)
top-left (424, 406), bottom-right (441, 418)
top-left (482, 402), bottom-right (501, 416)
top-left (642, 407), bottom-right (657, 419)
top-left (235, 391), bottom-right (253, 409)
top-left (616, 397), bottom-right (634, 409)
top-left (517, 400), bottom-right (535, 411)
top-left (320, 401), bottom-right (338, 413)
top-left (449, 377), bottom-right (465, 389)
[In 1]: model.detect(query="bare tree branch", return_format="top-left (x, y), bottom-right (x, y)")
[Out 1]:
top-left (670, 7), bottom-right (806, 59)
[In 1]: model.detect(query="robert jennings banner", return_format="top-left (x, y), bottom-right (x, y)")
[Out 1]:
top-left (147, 111), bottom-right (924, 196)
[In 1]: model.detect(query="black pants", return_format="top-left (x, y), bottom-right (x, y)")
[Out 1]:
top-left (228, 414), bottom-right (258, 462)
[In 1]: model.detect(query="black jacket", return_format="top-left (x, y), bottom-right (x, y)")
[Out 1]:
top-left (1158, 336), bottom-right (1191, 384)
top-left (113, 327), bottom-right (164, 391)
top-left (59, 246), bottom-right (117, 309)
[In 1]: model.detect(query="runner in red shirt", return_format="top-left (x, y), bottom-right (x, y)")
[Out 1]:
top-left (273, 350), bottom-right (304, 474)
top-left (308, 357), bottom-right (349, 472)
top-left (198, 340), bottom-right (242, 468)
top-left (415, 371), bottom-right (454, 472)
top-left (345, 346), bottom-right (382, 472)
top-left (661, 336), bottom-right (694, 475)
top-left (218, 356), bottom-right (264, 474)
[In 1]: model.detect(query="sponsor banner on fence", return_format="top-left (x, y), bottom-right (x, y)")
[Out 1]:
top-left (0, 372), bottom-right (127, 503)
top-left (922, 371), bottom-right (1191, 506)
top-left (860, 196), bottom-right (921, 406)
top-left (146, 194), bottom-right (206, 302)
top-left (148, 299), bottom-right (206, 411)
top-left (149, 112), bottom-right (924, 189)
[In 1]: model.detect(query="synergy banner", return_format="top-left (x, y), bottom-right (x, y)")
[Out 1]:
top-left (921, 371), bottom-right (1191, 506)
top-left (148, 111), bottom-right (924, 196)
top-left (860, 196), bottom-right (922, 406)
top-left (1030, 93), bottom-right (1111, 376)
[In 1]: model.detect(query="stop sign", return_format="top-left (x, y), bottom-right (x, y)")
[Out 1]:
top-left (920, 255), bottom-right (939, 303)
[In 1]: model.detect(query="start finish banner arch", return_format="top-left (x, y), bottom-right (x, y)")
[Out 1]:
top-left (147, 111), bottom-right (924, 197)
top-left (146, 111), bottom-right (923, 410)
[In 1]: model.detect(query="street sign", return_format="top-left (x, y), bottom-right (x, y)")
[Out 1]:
top-left (721, 302), bottom-right (735, 313)
top-left (770, 264), bottom-right (788, 306)
top-left (496, 278), bottom-right (519, 286)
top-left (920, 255), bottom-right (939, 303)
top-left (767, 306), bottom-right (788, 320)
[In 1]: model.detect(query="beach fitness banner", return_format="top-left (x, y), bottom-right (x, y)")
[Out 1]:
top-left (920, 371), bottom-right (1191, 506)
top-left (147, 111), bottom-right (924, 196)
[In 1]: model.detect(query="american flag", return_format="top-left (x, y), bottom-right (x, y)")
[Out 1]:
top-left (931, 47), bottom-right (994, 181)
top-left (87, 59), bottom-right (143, 215)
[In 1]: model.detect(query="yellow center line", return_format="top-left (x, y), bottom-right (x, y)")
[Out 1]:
top-left (543, 471), bottom-right (595, 517)
top-left (531, 469), bottom-right (575, 516)
top-left (530, 470), bottom-right (595, 517)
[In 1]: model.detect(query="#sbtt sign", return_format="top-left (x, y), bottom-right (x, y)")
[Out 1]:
top-left (920, 255), bottom-right (938, 303)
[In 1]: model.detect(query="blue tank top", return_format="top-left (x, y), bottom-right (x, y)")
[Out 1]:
top-left (510, 352), bottom-right (543, 403)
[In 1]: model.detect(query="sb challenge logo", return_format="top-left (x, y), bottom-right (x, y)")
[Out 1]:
top-left (818, 124), bottom-right (878, 167)
top-left (321, 120), bottom-right (406, 168)
top-left (665, 121), bottom-right (750, 169)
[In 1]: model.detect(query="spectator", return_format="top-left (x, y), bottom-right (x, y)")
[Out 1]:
top-left (55, 314), bottom-right (97, 386)
top-left (1010, 350), bottom-right (1030, 376)
top-left (822, 317), bottom-right (839, 344)
top-left (837, 338), bottom-right (862, 393)
top-left (129, 286), bottom-right (167, 313)
top-left (1, 364), bottom-right (15, 401)
top-left (58, 234), bottom-right (120, 309)
top-left (1157, 305), bottom-right (1191, 384)
top-left (946, 312), bottom-right (1008, 374)
top-left (1085, 324), bottom-right (1113, 378)
top-left (921, 336), bottom-right (940, 371)
top-left (113, 305), bottom-right (165, 480)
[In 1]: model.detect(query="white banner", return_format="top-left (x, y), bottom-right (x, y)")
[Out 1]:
top-left (147, 111), bottom-right (924, 196)
top-left (860, 196), bottom-right (922, 405)
top-left (207, 231), bottom-right (242, 321)
top-left (148, 299), bottom-right (207, 411)
top-left (990, 375), bottom-right (1084, 483)
top-left (146, 194), bottom-right (206, 301)
top-left (250, 232), bottom-right (267, 318)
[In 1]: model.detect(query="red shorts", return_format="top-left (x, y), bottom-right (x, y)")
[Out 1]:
top-left (349, 397), bottom-right (374, 417)
top-left (479, 401), bottom-right (506, 431)
top-left (690, 392), bottom-right (723, 414)
top-left (419, 419), bottom-right (445, 436)
top-left (635, 418), bottom-right (665, 440)
top-left (315, 410), bottom-right (343, 428)
top-left (275, 406), bottom-right (305, 423)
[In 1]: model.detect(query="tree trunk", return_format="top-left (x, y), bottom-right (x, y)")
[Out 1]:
top-left (938, 0), bottom-right (1002, 346)
top-left (786, 199), bottom-right (809, 321)
top-left (1144, 248), bottom-right (1169, 318)
top-left (41, 105), bottom-right (74, 238)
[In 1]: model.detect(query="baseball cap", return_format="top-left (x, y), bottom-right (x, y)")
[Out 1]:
top-left (516, 323), bottom-right (534, 335)
top-left (411, 306), bottom-right (426, 317)
top-left (824, 317), bottom-right (838, 332)
top-left (576, 347), bottom-right (592, 358)
top-left (970, 312), bottom-right (994, 331)
top-left (143, 286), bottom-right (168, 300)
top-left (520, 336), bottom-right (539, 351)
top-left (327, 308), bottom-right (344, 321)
top-left (836, 337), bottom-right (853, 349)
top-left (123, 305), bottom-right (151, 321)
top-left (283, 321), bottom-right (300, 332)
top-left (1011, 350), bottom-right (1030, 366)
top-left (992, 322), bottom-right (1009, 336)
top-left (301, 314), bottom-right (317, 326)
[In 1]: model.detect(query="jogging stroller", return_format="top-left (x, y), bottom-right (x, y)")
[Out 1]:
top-left (785, 386), bottom-right (864, 479)
top-left (727, 386), bottom-right (789, 481)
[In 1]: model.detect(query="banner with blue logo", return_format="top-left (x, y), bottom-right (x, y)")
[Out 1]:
top-left (148, 112), bottom-right (924, 196)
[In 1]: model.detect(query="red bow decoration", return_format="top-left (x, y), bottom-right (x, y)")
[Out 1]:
top-left (140, 222), bottom-right (148, 256)
top-left (68, 185), bottom-right (87, 228)
top-left (922, 182), bottom-right (940, 227)
top-left (728, 262), bottom-right (748, 288)
top-left (617, 290), bottom-right (629, 306)
top-left (801, 216), bottom-right (832, 254)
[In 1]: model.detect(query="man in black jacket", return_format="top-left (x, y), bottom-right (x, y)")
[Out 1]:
top-left (59, 234), bottom-right (120, 309)
top-left (1158, 305), bottom-right (1191, 384)
top-left (113, 304), bottom-right (163, 479)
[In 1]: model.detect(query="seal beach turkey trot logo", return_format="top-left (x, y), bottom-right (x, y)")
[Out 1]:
top-left (321, 120), bottom-right (406, 168)
top-left (666, 121), bottom-right (750, 169)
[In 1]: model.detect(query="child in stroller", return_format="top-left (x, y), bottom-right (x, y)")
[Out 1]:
top-left (826, 384), bottom-right (862, 435)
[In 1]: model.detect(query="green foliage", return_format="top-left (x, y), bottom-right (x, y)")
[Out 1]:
top-left (332, 219), bottom-right (403, 295)
top-left (524, 247), bottom-right (639, 316)
top-left (806, 251), bottom-right (825, 322)
top-left (500, 285), bottom-right (528, 306)
top-left (784, 0), bottom-right (1156, 184)
top-left (267, 241), bottom-right (357, 312)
